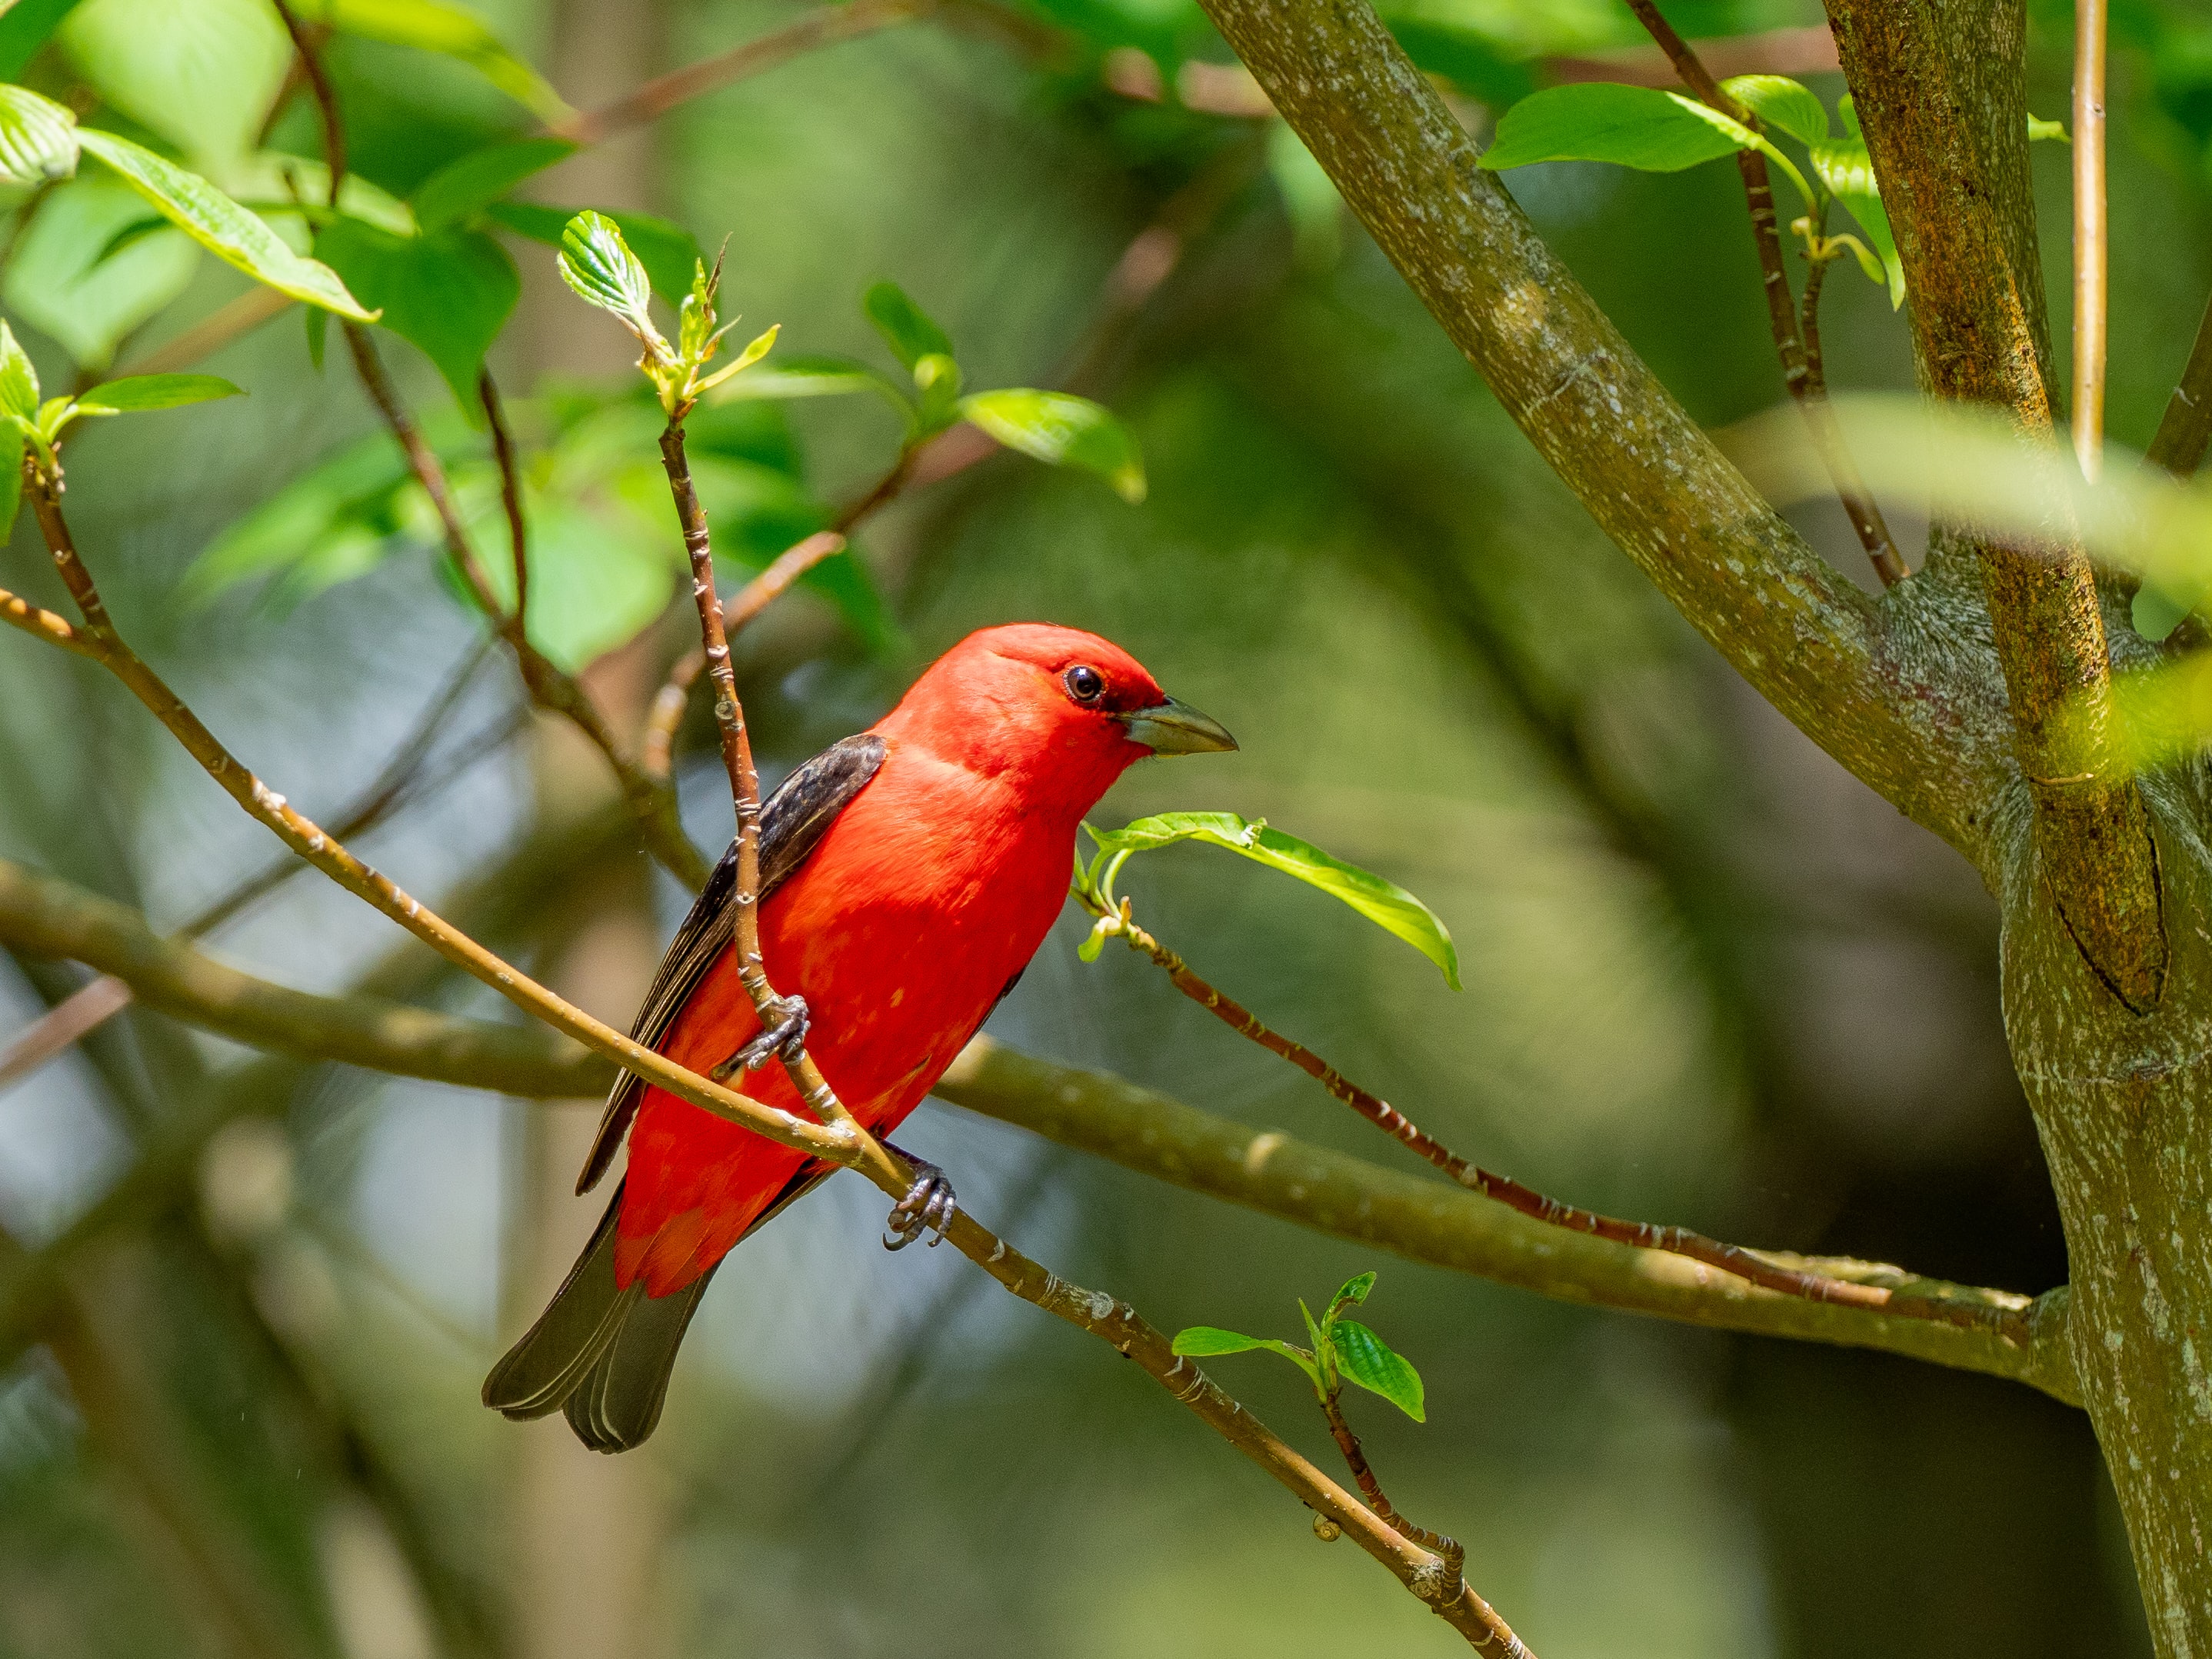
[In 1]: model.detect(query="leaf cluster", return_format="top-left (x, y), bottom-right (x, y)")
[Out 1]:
top-left (1172, 1270), bottom-right (1427, 1421)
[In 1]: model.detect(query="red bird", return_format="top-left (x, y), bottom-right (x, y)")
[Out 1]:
top-left (485, 623), bottom-right (1235, 1450)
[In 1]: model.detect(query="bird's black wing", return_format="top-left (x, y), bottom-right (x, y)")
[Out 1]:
top-left (574, 732), bottom-right (888, 1194)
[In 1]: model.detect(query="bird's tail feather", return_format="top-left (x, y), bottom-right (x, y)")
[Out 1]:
top-left (481, 1180), bottom-right (722, 1454)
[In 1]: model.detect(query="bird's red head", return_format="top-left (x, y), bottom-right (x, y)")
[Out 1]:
top-left (874, 622), bottom-right (1236, 813)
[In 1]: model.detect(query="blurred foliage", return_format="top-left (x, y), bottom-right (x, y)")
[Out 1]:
top-left (0, 0), bottom-right (2192, 1656)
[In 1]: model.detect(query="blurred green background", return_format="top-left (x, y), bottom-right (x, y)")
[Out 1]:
top-left (4, 0), bottom-right (2207, 1653)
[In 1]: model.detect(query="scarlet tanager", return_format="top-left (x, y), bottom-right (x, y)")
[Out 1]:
top-left (484, 624), bottom-right (1236, 1451)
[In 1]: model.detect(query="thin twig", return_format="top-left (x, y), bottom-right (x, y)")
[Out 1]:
top-left (659, 418), bottom-right (848, 1128)
top-left (553, 0), bottom-right (936, 144)
top-left (1085, 895), bottom-right (2001, 1331)
top-left (271, 0), bottom-right (345, 205)
top-left (2074, 0), bottom-right (2107, 481)
top-left (2148, 292), bottom-right (2212, 477)
top-left (640, 528), bottom-right (846, 782)
top-left (1320, 1389), bottom-right (1467, 1606)
top-left (1624, 1), bottom-right (1907, 585)
top-left (480, 370), bottom-right (529, 629)
top-left (3, 461), bottom-right (1514, 1651)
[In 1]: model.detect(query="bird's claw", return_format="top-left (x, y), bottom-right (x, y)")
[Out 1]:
top-left (712, 994), bottom-right (811, 1080)
top-left (882, 1151), bottom-right (956, 1251)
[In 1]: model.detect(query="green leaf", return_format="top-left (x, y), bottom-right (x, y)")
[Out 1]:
top-left (958, 388), bottom-right (1147, 503)
top-left (3, 175), bottom-right (197, 371)
top-left (1333, 1320), bottom-right (1424, 1421)
top-left (2027, 112), bottom-right (2068, 143)
top-left (1809, 136), bottom-right (1904, 308)
top-left (75, 373), bottom-right (242, 413)
top-left (1480, 82), bottom-right (1751, 173)
top-left (0, 422), bottom-right (22, 534)
top-left (298, 0), bottom-right (573, 125)
top-left (411, 137), bottom-right (577, 232)
top-left (318, 218), bottom-right (518, 408)
top-left (862, 279), bottom-right (954, 373)
top-left (75, 129), bottom-right (377, 320)
top-left (505, 494), bottom-right (678, 671)
top-left (59, 0), bottom-right (289, 169)
top-left (0, 0), bottom-right (87, 82)
top-left (1086, 812), bottom-right (1461, 988)
top-left (1720, 74), bottom-right (1827, 145)
top-left (0, 321), bottom-right (39, 421)
top-left (556, 208), bottom-right (654, 328)
top-left (1170, 1327), bottom-right (1277, 1357)
top-left (0, 84), bottom-right (78, 186)
top-left (1328, 1271), bottom-right (1376, 1318)
top-left (1837, 93), bottom-right (1860, 138)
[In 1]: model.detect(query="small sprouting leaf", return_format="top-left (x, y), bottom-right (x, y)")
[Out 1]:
top-left (0, 83), bottom-right (78, 186)
top-left (1720, 74), bottom-right (1827, 145)
top-left (958, 388), bottom-right (1147, 503)
top-left (75, 373), bottom-right (242, 413)
top-left (1480, 82), bottom-right (1751, 173)
top-left (1328, 1271), bottom-right (1377, 1318)
top-left (410, 135), bottom-right (577, 232)
top-left (0, 322), bottom-right (40, 421)
top-left (1077, 914), bottom-right (1111, 962)
top-left (1087, 811), bottom-right (1461, 988)
top-left (1171, 1327), bottom-right (1275, 1357)
top-left (862, 279), bottom-right (954, 373)
top-left (1333, 1319), bottom-right (1424, 1421)
top-left (695, 325), bottom-right (780, 394)
top-left (558, 209), bottom-right (655, 329)
top-left (318, 218), bottom-right (520, 408)
top-left (74, 128), bottom-right (377, 319)
top-left (483, 200), bottom-right (701, 305)
top-left (2027, 112), bottom-right (2068, 143)
top-left (1809, 135), bottom-right (1904, 308)
top-left (1837, 92), bottom-right (1861, 138)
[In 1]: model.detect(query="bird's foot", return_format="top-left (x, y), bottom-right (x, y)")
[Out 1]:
top-left (711, 993), bottom-right (811, 1080)
top-left (882, 1147), bottom-right (956, 1251)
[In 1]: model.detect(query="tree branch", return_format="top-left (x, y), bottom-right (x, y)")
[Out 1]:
top-left (551, 0), bottom-right (938, 145)
top-left (1191, 0), bottom-right (1989, 857)
top-left (1825, 0), bottom-right (2164, 1012)
top-left (0, 854), bottom-right (2079, 1404)
top-left (1082, 894), bottom-right (2006, 1330)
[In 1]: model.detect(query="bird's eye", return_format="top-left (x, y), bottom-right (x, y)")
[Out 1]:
top-left (1063, 665), bottom-right (1107, 705)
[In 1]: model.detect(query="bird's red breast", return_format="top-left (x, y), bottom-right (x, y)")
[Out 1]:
top-left (614, 625), bottom-right (1170, 1295)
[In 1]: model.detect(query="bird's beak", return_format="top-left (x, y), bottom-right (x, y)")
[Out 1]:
top-left (1117, 697), bottom-right (1238, 756)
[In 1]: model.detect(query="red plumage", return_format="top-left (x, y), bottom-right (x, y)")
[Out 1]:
top-left (615, 623), bottom-right (1178, 1296)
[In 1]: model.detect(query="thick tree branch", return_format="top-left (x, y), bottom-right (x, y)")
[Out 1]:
top-left (0, 856), bottom-right (2077, 1404)
top-left (0, 858), bottom-right (596, 1096)
top-left (1824, 0), bottom-right (2164, 1012)
top-left (1192, 0), bottom-right (1990, 858)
